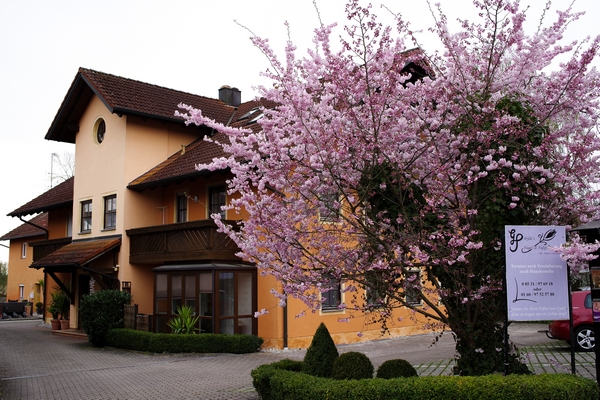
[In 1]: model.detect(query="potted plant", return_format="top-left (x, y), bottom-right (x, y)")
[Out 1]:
top-left (35, 301), bottom-right (43, 315)
top-left (47, 291), bottom-right (64, 330)
top-left (58, 291), bottom-right (70, 330)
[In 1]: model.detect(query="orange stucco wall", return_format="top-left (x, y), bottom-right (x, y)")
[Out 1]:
top-left (69, 95), bottom-right (206, 317)
top-left (42, 91), bottom-right (441, 348)
top-left (255, 272), bottom-right (436, 349)
top-left (5, 236), bottom-right (44, 304)
top-left (47, 208), bottom-right (71, 239)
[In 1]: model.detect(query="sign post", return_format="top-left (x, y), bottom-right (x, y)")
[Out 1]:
top-left (505, 226), bottom-right (569, 374)
top-left (505, 226), bottom-right (568, 321)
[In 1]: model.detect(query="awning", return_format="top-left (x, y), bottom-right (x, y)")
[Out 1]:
top-left (572, 220), bottom-right (600, 232)
top-left (30, 237), bottom-right (121, 270)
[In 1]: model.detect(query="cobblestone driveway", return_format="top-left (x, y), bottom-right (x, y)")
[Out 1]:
top-left (0, 320), bottom-right (595, 399)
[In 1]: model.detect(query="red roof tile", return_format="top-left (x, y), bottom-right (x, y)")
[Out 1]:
top-left (8, 177), bottom-right (74, 217)
top-left (128, 98), bottom-right (276, 191)
top-left (30, 237), bottom-right (121, 269)
top-left (0, 213), bottom-right (48, 241)
top-left (46, 68), bottom-right (236, 143)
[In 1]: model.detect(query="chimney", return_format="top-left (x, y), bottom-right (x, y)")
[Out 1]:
top-left (219, 85), bottom-right (241, 107)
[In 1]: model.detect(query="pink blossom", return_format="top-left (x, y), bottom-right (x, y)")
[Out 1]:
top-left (177, 0), bottom-right (600, 367)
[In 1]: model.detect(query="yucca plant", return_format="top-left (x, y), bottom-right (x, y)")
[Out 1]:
top-left (167, 305), bottom-right (200, 334)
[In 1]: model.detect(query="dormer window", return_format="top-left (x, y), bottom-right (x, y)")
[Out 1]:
top-left (95, 119), bottom-right (106, 144)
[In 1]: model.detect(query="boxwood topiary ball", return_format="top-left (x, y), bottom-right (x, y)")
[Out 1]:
top-left (376, 358), bottom-right (418, 379)
top-left (331, 351), bottom-right (374, 380)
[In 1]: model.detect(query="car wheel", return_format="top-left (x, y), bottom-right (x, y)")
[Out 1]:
top-left (574, 326), bottom-right (595, 352)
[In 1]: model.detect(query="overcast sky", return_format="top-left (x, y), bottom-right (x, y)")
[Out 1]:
top-left (0, 0), bottom-right (598, 264)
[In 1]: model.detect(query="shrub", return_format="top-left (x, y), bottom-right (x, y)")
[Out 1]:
top-left (302, 322), bottom-right (339, 377)
top-left (79, 290), bottom-right (131, 347)
top-left (167, 305), bottom-right (200, 334)
top-left (331, 352), bottom-right (374, 380)
top-left (253, 363), bottom-right (600, 400)
top-left (376, 358), bottom-right (418, 379)
top-left (105, 329), bottom-right (263, 354)
top-left (251, 358), bottom-right (303, 399)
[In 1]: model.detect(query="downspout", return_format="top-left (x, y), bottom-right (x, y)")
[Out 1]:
top-left (17, 214), bottom-right (49, 240)
top-left (283, 301), bottom-right (288, 349)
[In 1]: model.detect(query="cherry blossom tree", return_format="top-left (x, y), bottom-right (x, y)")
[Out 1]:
top-left (177, 0), bottom-right (600, 375)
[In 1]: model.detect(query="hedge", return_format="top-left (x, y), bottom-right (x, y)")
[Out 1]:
top-left (251, 359), bottom-right (304, 400)
top-left (252, 362), bottom-right (599, 400)
top-left (105, 329), bottom-right (263, 354)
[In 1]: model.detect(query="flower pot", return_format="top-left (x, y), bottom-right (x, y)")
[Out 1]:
top-left (60, 319), bottom-right (70, 330)
top-left (51, 319), bottom-right (61, 330)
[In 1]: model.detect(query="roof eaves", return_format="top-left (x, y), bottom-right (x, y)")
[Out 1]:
top-left (79, 73), bottom-right (115, 114)
top-left (0, 231), bottom-right (46, 241)
top-left (111, 107), bottom-right (187, 126)
top-left (44, 73), bottom-right (89, 142)
top-left (8, 200), bottom-right (73, 218)
top-left (127, 168), bottom-right (221, 192)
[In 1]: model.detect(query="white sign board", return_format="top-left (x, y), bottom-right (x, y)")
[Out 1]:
top-left (505, 225), bottom-right (569, 321)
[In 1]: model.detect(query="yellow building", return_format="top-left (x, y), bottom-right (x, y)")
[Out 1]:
top-left (0, 213), bottom-right (47, 306)
top-left (2, 68), bottom-right (431, 348)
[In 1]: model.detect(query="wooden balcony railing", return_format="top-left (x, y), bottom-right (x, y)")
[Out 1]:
top-left (29, 237), bottom-right (72, 262)
top-left (126, 220), bottom-right (241, 264)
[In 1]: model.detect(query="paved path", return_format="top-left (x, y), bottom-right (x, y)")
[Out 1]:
top-left (0, 320), bottom-right (596, 399)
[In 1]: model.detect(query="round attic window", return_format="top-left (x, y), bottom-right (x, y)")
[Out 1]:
top-left (95, 119), bottom-right (106, 144)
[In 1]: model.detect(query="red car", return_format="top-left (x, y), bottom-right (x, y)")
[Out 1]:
top-left (547, 290), bottom-right (594, 352)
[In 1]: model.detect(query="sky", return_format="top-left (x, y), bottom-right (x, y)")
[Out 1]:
top-left (0, 0), bottom-right (599, 264)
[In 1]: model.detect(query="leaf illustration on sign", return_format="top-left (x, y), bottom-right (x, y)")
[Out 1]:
top-left (521, 229), bottom-right (557, 253)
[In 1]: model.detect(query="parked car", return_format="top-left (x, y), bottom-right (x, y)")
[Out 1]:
top-left (547, 290), bottom-right (594, 352)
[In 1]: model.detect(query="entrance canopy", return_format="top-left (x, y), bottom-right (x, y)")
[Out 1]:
top-left (30, 237), bottom-right (121, 270)
top-left (30, 237), bottom-right (121, 296)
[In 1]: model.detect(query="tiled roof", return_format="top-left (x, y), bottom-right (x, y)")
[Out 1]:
top-left (46, 68), bottom-right (236, 143)
top-left (0, 213), bottom-right (48, 241)
top-left (128, 98), bottom-right (277, 191)
top-left (30, 237), bottom-right (121, 269)
top-left (8, 177), bottom-right (74, 217)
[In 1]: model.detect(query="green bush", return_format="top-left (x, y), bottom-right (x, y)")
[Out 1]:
top-left (79, 290), bottom-right (131, 347)
top-left (252, 363), bottom-right (599, 400)
top-left (331, 352), bottom-right (374, 380)
top-left (376, 358), bottom-right (418, 379)
top-left (302, 322), bottom-right (339, 377)
top-left (251, 358), bottom-right (304, 399)
top-left (105, 329), bottom-right (263, 354)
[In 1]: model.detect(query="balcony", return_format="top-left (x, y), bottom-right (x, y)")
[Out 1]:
top-left (30, 237), bottom-right (72, 262)
top-left (126, 220), bottom-right (241, 264)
